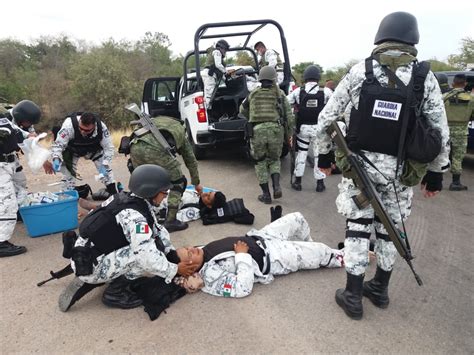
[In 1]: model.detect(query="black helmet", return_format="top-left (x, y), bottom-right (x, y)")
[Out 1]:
top-left (12, 100), bottom-right (41, 124)
top-left (303, 65), bottom-right (321, 82)
top-left (374, 11), bottom-right (419, 45)
top-left (216, 39), bottom-right (230, 51)
top-left (434, 72), bottom-right (450, 93)
top-left (128, 164), bottom-right (173, 199)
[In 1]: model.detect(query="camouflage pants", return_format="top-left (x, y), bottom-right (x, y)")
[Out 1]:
top-left (202, 69), bottom-right (217, 107)
top-left (294, 124), bottom-right (326, 180)
top-left (12, 158), bottom-right (27, 207)
top-left (0, 161), bottom-right (19, 242)
top-left (336, 152), bottom-right (413, 275)
top-left (247, 212), bottom-right (343, 274)
top-left (449, 123), bottom-right (468, 175)
top-left (60, 150), bottom-right (115, 190)
top-left (250, 122), bottom-right (284, 184)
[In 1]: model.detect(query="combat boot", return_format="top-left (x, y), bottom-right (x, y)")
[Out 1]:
top-left (164, 219), bottom-right (189, 233)
top-left (449, 174), bottom-right (468, 191)
top-left (271, 173), bottom-right (282, 199)
top-left (106, 183), bottom-right (118, 195)
top-left (102, 276), bottom-right (143, 309)
top-left (258, 183), bottom-right (272, 204)
top-left (58, 277), bottom-right (104, 312)
top-left (0, 241), bottom-right (26, 257)
top-left (363, 267), bottom-right (392, 308)
top-left (291, 176), bottom-right (302, 191)
top-left (335, 272), bottom-right (364, 320)
top-left (316, 179), bottom-right (326, 192)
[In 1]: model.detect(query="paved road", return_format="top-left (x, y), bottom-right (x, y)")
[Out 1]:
top-left (1, 150), bottom-right (473, 353)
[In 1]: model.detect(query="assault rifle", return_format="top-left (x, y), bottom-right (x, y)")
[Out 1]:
top-left (124, 103), bottom-right (176, 160)
top-left (327, 121), bottom-right (423, 286)
top-left (37, 264), bottom-right (73, 287)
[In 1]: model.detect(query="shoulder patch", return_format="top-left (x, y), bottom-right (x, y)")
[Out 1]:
top-left (135, 223), bottom-right (150, 234)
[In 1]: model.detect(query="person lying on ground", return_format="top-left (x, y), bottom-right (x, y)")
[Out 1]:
top-left (172, 210), bottom-right (344, 298)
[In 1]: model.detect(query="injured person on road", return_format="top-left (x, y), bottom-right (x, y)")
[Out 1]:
top-left (172, 211), bottom-right (344, 298)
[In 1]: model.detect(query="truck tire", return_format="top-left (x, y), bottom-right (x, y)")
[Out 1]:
top-left (185, 122), bottom-right (206, 160)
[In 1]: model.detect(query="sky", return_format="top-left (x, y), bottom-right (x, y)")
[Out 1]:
top-left (2, 0), bottom-right (473, 70)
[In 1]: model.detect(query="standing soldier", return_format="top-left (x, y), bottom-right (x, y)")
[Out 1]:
top-left (254, 41), bottom-right (284, 85)
top-left (287, 65), bottom-right (330, 192)
top-left (51, 112), bottom-right (117, 195)
top-left (240, 66), bottom-right (294, 204)
top-left (314, 12), bottom-right (450, 320)
top-left (202, 39), bottom-right (230, 108)
top-left (129, 116), bottom-right (202, 232)
top-left (0, 100), bottom-right (41, 257)
top-left (443, 74), bottom-right (473, 190)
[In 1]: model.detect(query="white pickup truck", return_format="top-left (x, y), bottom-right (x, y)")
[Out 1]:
top-left (141, 20), bottom-right (292, 159)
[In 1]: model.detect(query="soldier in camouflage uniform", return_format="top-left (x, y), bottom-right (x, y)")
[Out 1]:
top-left (443, 74), bottom-right (474, 191)
top-left (254, 41), bottom-right (284, 85)
top-left (0, 100), bottom-right (42, 257)
top-left (202, 39), bottom-right (230, 108)
top-left (129, 116), bottom-right (202, 232)
top-left (315, 12), bottom-right (450, 320)
top-left (58, 165), bottom-right (197, 312)
top-left (240, 66), bottom-right (294, 204)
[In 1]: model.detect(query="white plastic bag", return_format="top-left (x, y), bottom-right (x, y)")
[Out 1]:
top-left (18, 133), bottom-right (51, 173)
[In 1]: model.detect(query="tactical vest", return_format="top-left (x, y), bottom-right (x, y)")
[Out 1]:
top-left (202, 199), bottom-right (250, 224)
top-left (259, 49), bottom-right (283, 69)
top-left (444, 88), bottom-right (473, 123)
top-left (248, 87), bottom-right (280, 124)
top-left (297, 86), bottom-right (325, 125)
top-left (79, 192), bottom-right (165, 255)
top-left (67, 113), bottom-right (103, 157)
top-left (205, 47), bottom-right (225, 78)
top-left (5, 112), bottom-right (26, 144)
top-left (347, 57), bottom-right (428, 157)
top-left (0, 117), bottom-right (20, 155)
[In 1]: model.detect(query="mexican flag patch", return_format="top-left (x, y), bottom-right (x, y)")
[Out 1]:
top-left (223, 283), bottom-right (232, 297)
top-left (136, 224), bottom-right (150, 234)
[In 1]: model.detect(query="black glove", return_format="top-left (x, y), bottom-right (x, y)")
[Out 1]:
top-left (421, 171), bottom-right (443, 192)
top-left (317, 153), bottom-right (332, 169)
top-left (270, 205), bottom-right (282, 222)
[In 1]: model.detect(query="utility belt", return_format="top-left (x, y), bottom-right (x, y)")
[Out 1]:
top-left (245, 121), bottom-right (282, 140)
top-left (0, 152), bottom-right (17, 163)
top-left (250, 235), bottom-right (271, 275)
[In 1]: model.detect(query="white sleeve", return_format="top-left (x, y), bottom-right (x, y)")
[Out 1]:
top-left (201, 253), bottom-right (255, 298)
top-left (99, 122), bottom-right (114, 165)
top-left (287, 87), bottom-right (300, 105)
top-left (213, 50), bottom-right (226, 74)
top-left (51, 119), bottom-right (74, 160)
top-left (117, 208), bottom-right (178, 283)
top-left (265, 50), bottom-right (278, 68)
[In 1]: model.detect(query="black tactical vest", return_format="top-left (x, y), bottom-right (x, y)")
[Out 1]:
top-left (297, 86), bottom-right (325, 125)
top-left (0, 117), bottom-right (20, 155)
top-left (347, 57), bottom-right (425, 156)
top-left (79, 192), bottom-right (165, 255)
top-left (67, 113), bottom-right (103, 157)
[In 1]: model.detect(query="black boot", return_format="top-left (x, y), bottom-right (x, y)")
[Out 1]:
top-left (102, 276), bottom-right (143, 309)
top-left (335, 272), bottom-right (364, 320)
top-left (363, 267), bottom-right (392, 308)
top-left (316, 179), bottom-right (326, 192)
top-left (449, 174), bottom-right (468, 191)
top-left (164, 219), bottom-right (189, 233)
top-left (58, 277), bottom-right (104, 312)
top-left (291, 176), bottom-right (302, 191)
top-left (0, 241), bottom-right (27, 257)
top-left (258, 183), bottom-right (272, 204)
top-left (271, 173), bottom-right (282, 199)
top-left (106, 183), bottom-right (118, 195)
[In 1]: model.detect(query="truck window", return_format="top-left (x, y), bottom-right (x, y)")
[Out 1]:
top-left (152, 81), bottom-right (176, 102)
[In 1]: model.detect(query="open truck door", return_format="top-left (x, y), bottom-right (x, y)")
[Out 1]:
top-left (142, 77), bottom-right (181, 119)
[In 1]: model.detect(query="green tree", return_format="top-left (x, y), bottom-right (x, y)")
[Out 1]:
top-left (291, 62), bottom-right (323, 85)
top-left (428, 59), bottom-right (458, 72)
top-left (448, 37), bottom-right (474, 69)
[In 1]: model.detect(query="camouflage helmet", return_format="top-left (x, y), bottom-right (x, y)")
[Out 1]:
top-left (374, 12), bottom-right (419, 45)
top-left (303, 65), bottom-right (321, 82)
top-left (258, 66), bottom-right (277, 82)
top-left (12, 100), bottom-right (41, 124)
top-left (434, 72), bottom-right (450, 93)
top-left (216, 39), bottom-right (230, 51)
top-left (128, 164), bottom-right (173, 199)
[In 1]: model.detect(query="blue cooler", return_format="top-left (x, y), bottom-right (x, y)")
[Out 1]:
top-left (19, 190), bottom-right (79, 238)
